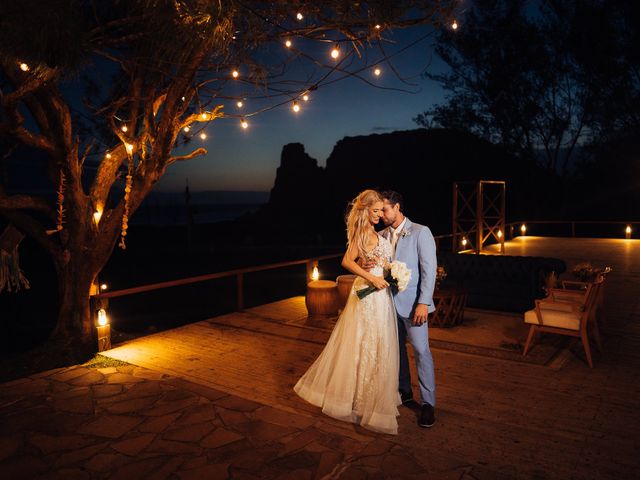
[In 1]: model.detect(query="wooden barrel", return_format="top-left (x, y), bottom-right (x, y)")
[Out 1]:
top-left (305, 280), bottom-right (339, 316)
top-left (336, 274), bottom-right (357, 309)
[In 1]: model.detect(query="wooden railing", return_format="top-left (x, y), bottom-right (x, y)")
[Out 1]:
top-left (95, 233), bottom-right (453, 309)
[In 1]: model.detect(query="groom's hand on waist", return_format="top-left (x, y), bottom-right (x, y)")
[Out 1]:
top-left (412, 304), bottom-right (429, 326)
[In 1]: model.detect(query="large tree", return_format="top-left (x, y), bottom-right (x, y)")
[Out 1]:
top-left (415, 0), bottom-right (640, 176)
top-left (0, 0), bottom-right (456, 350)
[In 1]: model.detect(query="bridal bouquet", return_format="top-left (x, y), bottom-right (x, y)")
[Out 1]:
top-left (356, 261), bottom-right (411, 300)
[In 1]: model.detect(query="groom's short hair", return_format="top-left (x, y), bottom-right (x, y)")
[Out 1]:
top-left (381, 190), bottom-right (404, 212)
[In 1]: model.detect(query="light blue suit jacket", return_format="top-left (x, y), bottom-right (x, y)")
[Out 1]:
top-left (382, 218), bottom-right (437, 318)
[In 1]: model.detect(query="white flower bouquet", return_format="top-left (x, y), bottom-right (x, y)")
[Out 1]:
top-left (356, 260), bottom-right (411, 300)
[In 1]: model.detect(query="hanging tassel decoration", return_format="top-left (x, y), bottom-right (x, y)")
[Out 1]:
top-left (46, 169), bottom-right (66, 235)
top-left (118, 166), bottom-right (133, 250)
top-left (0, 225), bottom-right (29, 293)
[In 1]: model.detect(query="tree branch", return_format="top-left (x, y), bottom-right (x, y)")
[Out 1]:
top-left (167, 147), bottom-right (207, 165)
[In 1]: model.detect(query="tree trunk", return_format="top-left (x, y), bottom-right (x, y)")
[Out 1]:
top-left (51, 250), bottom-right (98, 349)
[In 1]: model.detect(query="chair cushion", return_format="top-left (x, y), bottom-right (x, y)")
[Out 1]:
top-left (524, 304), bottom-right (580, 330)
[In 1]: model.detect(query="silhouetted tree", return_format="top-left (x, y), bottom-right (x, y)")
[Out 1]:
top-left (0, 0), bottom-right (457, 350)
top-left (415, 0), bottom-right (640, 176)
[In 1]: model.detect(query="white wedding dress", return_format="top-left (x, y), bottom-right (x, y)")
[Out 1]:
top-left (294, 234), bottom-right (401, 434)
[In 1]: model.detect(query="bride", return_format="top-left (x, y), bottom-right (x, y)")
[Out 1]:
top-left (294, 189), bottom-right (401, 434)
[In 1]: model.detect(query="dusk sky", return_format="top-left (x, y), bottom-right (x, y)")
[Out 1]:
top-left (155, 26), bottom-right (449, 193)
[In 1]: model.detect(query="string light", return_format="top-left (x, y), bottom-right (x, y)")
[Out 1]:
top-left (183, 126), bottom-right (190, 132)
top-left (461, 237), bottom-right (468, 247)
top-left (292, 101), bottom-right (300, 113)
top-left (200, 132), bottom-right (207, 140)
top-left (285, 39), bottom-right (292, 48)
top-left (125, 143), bottom-right (134, 154)
top-left (105, 153), bottom-right (112, 159)
top-left (19, 62), bottom-right (30, 72)
top-left (240, 118), bottom-right (249, 129)
top-left (373, 67), bottom-right (381, 76)
top-left (302, 93), bottom-right (309, 102)
top-left (296, 12), bottom-right (303, 21)
top-left (497, 230), bottom-right (503, 238)
top-left (100, 283), bottom-right (108, 291)
top-left (452, 20), bottom-right (458, 30)
top-left (330, 45), bottom-right (340, 59)
top-left (375, 24), bottom-right (381, 30)
top-left (520, 224), bottom-right (527, 235)
top-left (237, 101), bottom-right (243, 108)
top-left (121, 125), bottom-right (128, 133)
top-left (232, 69), bottom-right (239, 78)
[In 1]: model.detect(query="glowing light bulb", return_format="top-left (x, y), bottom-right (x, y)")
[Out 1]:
top-left (374, 67), bottom-right (381, 76)
top-left (285, 39), bottom-right (292, 48)
top-left (452, 20), bottom-right (458, 30)
top-left (93, 209), bottom-right (103, 225)
top-left (105, 153), bottom-right (112, 159)
top-left (311, 265), bottom-right (319, 281)
top-left (330, 45), bottom-right (340, 59)
top-left (183, 126), bottom-right (190, 132)
top-left (121, 125), bottom-right (128, 132)
top-left (375, 24), bottom-right (381, 30)
top-left (237, 101), bottom-right (243, 108)
top-left (302, 94), bottom-right (309, 102)
top-left (100, 283), bottom-right (108, 291)
top-left (200, 112), bottom-right (209, 120)
top-left (625, 225), bottom-right (632, 238)
top-left (497, 230), bottom-right (503, 238)
top-left (292, 101), bottom-right (300, 113)
top-left (19, 62), bottom-right (30, 72)
top-left (461, 237), bottom-right (468, 247)
top-left (296, 12), bottom-right (303, 21)
top-left (200, 132), bottom-right (207, 140)
top-left (125, 143), bottom-right (134, 154)
top-left (232, 69), bottom-right (239, 78)
top-left (97, 308), bottom-right (108, 326)
top-left (520, 224), bottom-right (527, 235)
top-left (181, 96), bottom-right (185, 101)
top-left (240, 118), bottom-right (249, 129)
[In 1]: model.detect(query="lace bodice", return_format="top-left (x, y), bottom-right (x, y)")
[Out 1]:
top-left (363, 234), bottom-right (393, 277)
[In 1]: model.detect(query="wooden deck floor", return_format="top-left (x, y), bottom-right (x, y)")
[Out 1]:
top-left (103, 237), bottom-right (640, 479)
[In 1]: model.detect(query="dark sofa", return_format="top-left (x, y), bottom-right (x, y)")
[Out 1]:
top-left (437, 252), bottom-right (566, 313)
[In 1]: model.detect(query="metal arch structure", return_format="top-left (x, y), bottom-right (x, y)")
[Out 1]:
top-left (452, 180), bottom-right (506, 254)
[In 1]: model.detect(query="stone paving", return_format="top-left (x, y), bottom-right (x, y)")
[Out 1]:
top-left (0, 361), bottom-right (454, 480)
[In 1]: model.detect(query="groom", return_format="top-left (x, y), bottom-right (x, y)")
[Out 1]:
top-left (381, 190), bottom-right (437, 427)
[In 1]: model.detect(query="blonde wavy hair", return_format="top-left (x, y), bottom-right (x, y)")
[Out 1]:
top-left (345, 189), bottom-right (383, 256)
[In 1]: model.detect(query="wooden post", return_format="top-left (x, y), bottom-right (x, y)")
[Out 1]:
top-left (236, 273), bottom-right (244, 311)
top-left (500, 183), bottom-right (506, 254)
top-left (476, 182), bottom-right (482, 254)
top-left (452, 183), bottom-right (459, 252)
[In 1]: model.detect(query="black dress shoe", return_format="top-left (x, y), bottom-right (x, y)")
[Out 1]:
top-left (400, 390), bottom-right (414, 405)
top-left (419, 403), bottom-right (435, 428)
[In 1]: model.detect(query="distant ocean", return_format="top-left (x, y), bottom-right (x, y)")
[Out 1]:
top-left (131, 190), bottom-right (269, 226)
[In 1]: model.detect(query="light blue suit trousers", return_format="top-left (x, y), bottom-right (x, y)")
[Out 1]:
top-left (384, 218), bottom-right (437, 406)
